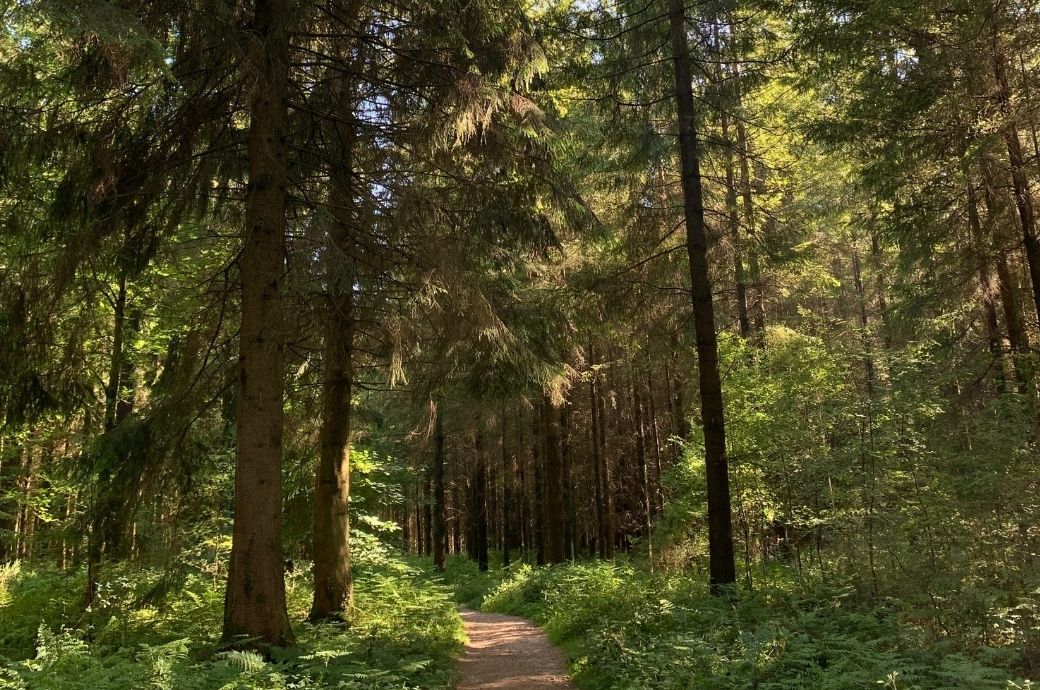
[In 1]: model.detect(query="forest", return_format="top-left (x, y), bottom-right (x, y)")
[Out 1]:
top-left (1, 0), bottom-right (1039, 687)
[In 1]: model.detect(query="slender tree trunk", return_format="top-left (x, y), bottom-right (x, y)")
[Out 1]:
top-left (561, 402), bottom-right (576, 560)
top-left (590, 361), bottom-right (607, 559)
top-left (452, 478), bottom-right (462, 556)
top-left (433, 401), bottom-right (447, 569)
top-left (518, 418), bottom-right (530, 559)
top-left (596, 368), bottom-right (616, 558)
top-left (531, 411), bottom-right (545, 565)
top-left (851, 234), bottom-right (875, 393)
top-left (994, 49), bottom-right (1040, 325)
top-left (309, 80), bottom-right (358, 622)
top-left (721, 104), bottom-right (751, 338)
top-left (736, 110), bottom-right (766, 343)
top-left (88, 266), bottom-right (129, 601)
top-left (981, 157), bottom-right (1033, 381)
top-left (501, 409), bottom-right (512, 568)
top-left (423, 475), bottom-right (433, 556)
top-left (647, 371), bottom-right (665, 515)
top-left (541, 396), bottom-right (566, 564)
top-left (632, 382), bottom-right (648, 566)
top-left (968, 183), bottom-right (1008, 389)
top-left (474, 428), bottom-right (489, 571)
top-left (223, 0), bottom-right (293, 647)
top-left (104, 270), bottom-right (128, 432)
top-left (668, 0), bottom-right (736, 590)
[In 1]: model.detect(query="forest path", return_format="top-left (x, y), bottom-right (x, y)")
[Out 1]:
top-left (457, 608), bottom-right (574, 689)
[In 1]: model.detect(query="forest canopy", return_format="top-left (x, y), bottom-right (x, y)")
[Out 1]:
top-left (0, 0), bottom-right (1038, 687)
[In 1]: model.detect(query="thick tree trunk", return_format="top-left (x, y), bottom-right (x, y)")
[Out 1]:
top-left (541, 397), bottom-right (566, 564)
top-left (668, 0), bottom-right (736, 591)
top-left (223, 0), bottom-right (293, 647)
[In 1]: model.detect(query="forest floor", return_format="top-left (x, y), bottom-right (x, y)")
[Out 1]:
top-left (457, 608), bottom-right (573, 689)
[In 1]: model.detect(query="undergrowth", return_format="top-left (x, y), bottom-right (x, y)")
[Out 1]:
top-left (451, 558), bottom-right (1036, 690)
top-left (0, 552), bottom-right (463, 689)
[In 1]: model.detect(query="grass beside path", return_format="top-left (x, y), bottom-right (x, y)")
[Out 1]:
top-left (0, 554), bottom-right (463, 690)
top-left (439, 555), bottom-right (1032, 690)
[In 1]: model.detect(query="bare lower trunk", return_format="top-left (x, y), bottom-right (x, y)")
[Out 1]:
top-left (310, 258), bottom-right (355, 620)
top-left (310, 1), bottom-right (365, 616)
top-left (223, 0), bottom-right (293, 647)
top-left (474, 428), bottom-right (489, 571)
top-left (433, 401), bottom-right (447, 569)
top-left (541, 396), bottom-right (566, 564)
top-left (668, 0), bottom-right (736, 590)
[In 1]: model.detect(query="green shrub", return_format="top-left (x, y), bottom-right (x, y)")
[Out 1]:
top-left (0, 557), bottom-right (463, 690)
top-left (477, 562), bottom-right (1033, 690)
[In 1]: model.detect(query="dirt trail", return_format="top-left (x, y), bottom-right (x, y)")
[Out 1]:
top-left (457, 608), bottom-right (574, 689)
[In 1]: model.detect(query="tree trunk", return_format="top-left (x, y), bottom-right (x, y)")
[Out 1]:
top-left (541, 396), bottom-right (566, 564)
top-left (993, 49), bottom-right (1040, 325)
top-left (501, 409), bottom-right (512, 568)
top-left (433, 400), bottom-right (447, 569)
top-left (968, 183), bottom-right (1008, 389)
top-left (474, 428), bottom-right (489, 571)
top-left (596, 368), bottom-right (616, 558)
top-left (531, 411), bottom-right (545, 565)
top-left (668, 0), bottom-right (737, 591)
top-left (309, 57), bottom-right (358, 620)
top-left (735, 104), bottom-right (766, 343)
top-left (223, 0), bottom-right (293, 647)
top-left (561, 401), bottom-right (576, 560)
top-left (721, 104), bottom-right (751, 338)
top-left (104, 270), bottom-right (128, 432)
top-left (633, 383), bottom-right (652, 545)
top-left (590, 360), bottom-right (607, 559)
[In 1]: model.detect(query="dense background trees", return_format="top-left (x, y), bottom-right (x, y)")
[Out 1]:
top-left (1, 0), bottom-right (1038, 686)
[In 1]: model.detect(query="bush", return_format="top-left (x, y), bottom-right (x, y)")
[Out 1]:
top-left (0, 557), bottom-right (463, 690)
top-left (477, 562), bottom-right (1033, 690)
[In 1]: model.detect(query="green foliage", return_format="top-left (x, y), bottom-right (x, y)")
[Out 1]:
top-left (0, 557), bottom-right (463, 690)
top-left (476, 562), bottom-right (1032, 690)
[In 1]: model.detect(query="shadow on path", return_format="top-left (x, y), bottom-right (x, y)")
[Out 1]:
top-left (457, 608), bottom-right (574, 689)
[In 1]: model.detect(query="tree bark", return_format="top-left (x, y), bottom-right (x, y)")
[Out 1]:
top-left (474, 428), bottom-right (489, 571)
top-left (223, 0), bottom-right (293, 647)
top-left (531, 411), bottom-right (545, 565)
top-left (596, 367), bottom-right (616, 558)
top-left (501, 409), bottom-right (512, 568)
top-left (309, 53), bottom-right (359, 620)
top-left (541, 396), bottom-right (566, 564)
top-left (968, 183), bottom-right (1008, 389)
top-left (721, 104), bottom-right (751, 338)
top-left (589, 360), bottom-right (607, 559)
top-left (668, 0), bottom-right (737, 590)
top-left (433, 400), bottom-right (447, 569)
top-left (993, 48), bottom-right (1040, 325)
